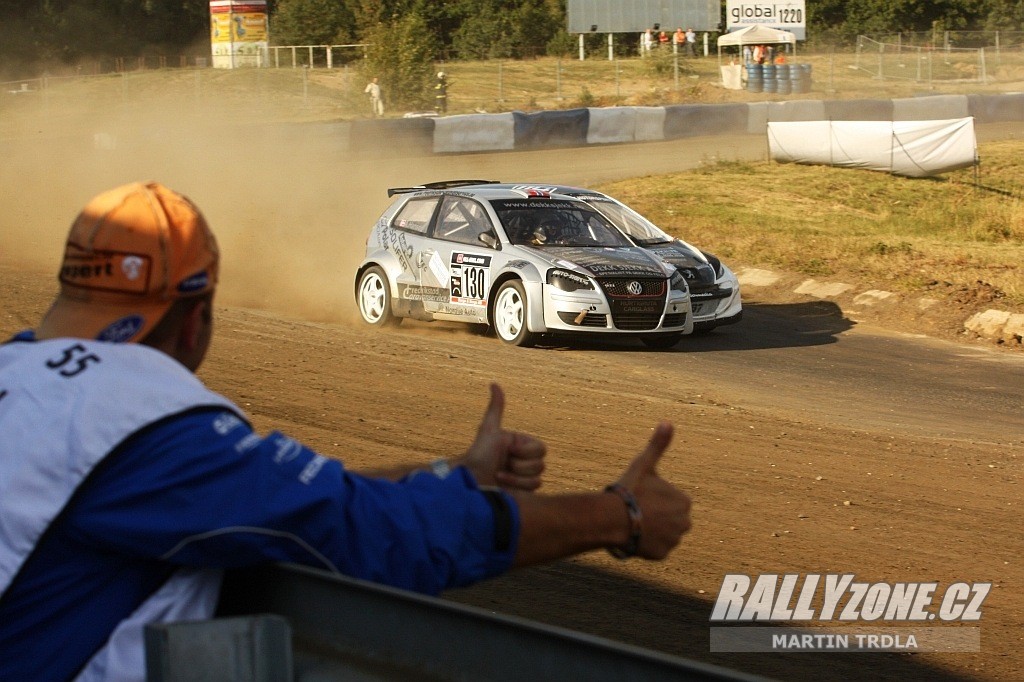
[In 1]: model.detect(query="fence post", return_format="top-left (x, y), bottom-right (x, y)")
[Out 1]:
top-left (556, 57), bottom-right (563, 100)
top-left (979, 47), bottom-right (987, 84)
top-left (327, 45), bottom-right (333, 69)
top-left (498, 61), bottom-right (504, 104)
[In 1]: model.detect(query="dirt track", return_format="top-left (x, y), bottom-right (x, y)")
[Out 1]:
top-left (2, 109), bottom-right (1023, 680)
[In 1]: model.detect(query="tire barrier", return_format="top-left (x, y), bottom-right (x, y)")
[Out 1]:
top-left (791, 64), bottom-right (811, 94)
top-left (762, 64), bottom-right (777, 94)
top-left (775, 65), bottom-right (791, 96)
top-left (745, 64), bottom-right (763, 93)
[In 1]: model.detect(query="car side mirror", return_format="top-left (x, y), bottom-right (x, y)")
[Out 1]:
top-left (479, 232), bottom-right (498, 249)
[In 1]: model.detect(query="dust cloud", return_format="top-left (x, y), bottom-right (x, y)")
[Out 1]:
top-left (0, 81), bottom-right (762, 327)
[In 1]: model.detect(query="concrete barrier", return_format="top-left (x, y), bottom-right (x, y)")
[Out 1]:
top-left (513, 108), bottom-right (589, 149)
top-left (824, 98), bottom-right (894, 121)
top-left (664, 103), bottom-right (748, 139)
top-left (587, 107), bottom-right (638, 145)
top-left (893, 95), bottom-right (969, 121)
top-left (635, 106), bottom-right (667, 141)
top-left (764, 100), bottom-right (827, 122)
top-left (967, 93), bottom-right (1024, 123)
top-left (434, 113), bottom-right (515, 153)
top-left (349, 117), bottom-right (435, 155)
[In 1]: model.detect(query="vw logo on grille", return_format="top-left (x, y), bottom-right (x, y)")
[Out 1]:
top-left (626, 281), bottom-right (643, 296)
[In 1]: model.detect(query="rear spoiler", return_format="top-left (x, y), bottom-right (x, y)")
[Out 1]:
top-left (387, 179), bottom-right (500, 197)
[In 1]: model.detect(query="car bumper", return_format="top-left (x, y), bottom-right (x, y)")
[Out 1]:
top-left (539, 287), bottom-right (693, 335)
top-left (691, 283), bottom-right (742, 327)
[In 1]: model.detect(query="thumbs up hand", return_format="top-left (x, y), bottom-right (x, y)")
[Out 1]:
top-left (459, 384), bottom-right (546, 491)
top-left (611, 422), bottom-right (692, 560)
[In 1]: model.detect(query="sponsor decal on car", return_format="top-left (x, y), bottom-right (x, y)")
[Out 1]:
top-left (402, 285), bottom-right (449, 302)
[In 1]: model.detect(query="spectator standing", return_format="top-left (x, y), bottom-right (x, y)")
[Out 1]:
top-left (658, 30), bottom-right (669, 47)
top-left (0, 181), bottom-right (693, 681)
top-left (364, 76), bottom-right (383, 117)
top-left (672, 27), bottom-right (685, 51)
top-left (685, 27), bottom-right (697, 57)
top-left (642, 29), bottom-right (654, 55)
top-left (434, 71), bottom-right (448, 114)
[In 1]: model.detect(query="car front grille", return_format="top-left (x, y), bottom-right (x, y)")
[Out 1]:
top-left (598, 277), bottom-right (668, 331)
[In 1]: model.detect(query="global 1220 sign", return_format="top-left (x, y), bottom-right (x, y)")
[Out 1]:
top-left (726, 1), bottom-right (806, 31)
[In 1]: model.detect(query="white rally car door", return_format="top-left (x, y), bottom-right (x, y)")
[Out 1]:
top-left (387, 195), bottom-right (445, 307)
top-left (423, 195), bottom-right (498, 324)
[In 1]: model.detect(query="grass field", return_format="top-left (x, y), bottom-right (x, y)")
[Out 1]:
top-left (598, 140), bottom-right (1024, 307)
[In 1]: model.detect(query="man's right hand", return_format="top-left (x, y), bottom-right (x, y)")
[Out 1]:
top-left (612, 422), bottom-right (692, 559)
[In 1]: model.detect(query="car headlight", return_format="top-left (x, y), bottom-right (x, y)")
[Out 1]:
top-left (701, 251), bottom-right (724, 279)
top-left (547, 268), bottom-right (594, 292)
top-left (669, 270), bottom-right (689, 293)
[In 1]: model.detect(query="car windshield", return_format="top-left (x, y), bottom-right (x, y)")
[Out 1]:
top-left (492, 199), bottom-right (633, 248)
top-left (582, 199), bottom-right (674, 246)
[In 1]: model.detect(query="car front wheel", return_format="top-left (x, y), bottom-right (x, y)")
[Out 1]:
top-left (492, 280), bottom-right (537, 347)
top-left (357, 266), bottom-right (401, 327)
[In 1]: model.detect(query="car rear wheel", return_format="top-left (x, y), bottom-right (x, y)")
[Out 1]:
top-left (492, 280), bottom-right (537, 347)
top-left (641, 332), bottom-right (683, 350)
top-left (357, 266), bottom-right (401, 327)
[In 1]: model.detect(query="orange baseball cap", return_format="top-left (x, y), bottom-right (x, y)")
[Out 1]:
top-left (37, 181), bottom-right (219, 343)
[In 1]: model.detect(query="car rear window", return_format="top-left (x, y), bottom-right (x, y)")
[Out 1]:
top-left (392, 197), bottom-right (440, 235)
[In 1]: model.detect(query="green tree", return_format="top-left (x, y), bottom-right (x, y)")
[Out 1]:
top-left (361, 11), bottom-right (438, 110)
top-left (271, 0), bottom-right (356, 45)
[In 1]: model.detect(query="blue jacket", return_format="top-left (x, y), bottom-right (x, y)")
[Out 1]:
top-left (0, 334), bottom-right (518, 680)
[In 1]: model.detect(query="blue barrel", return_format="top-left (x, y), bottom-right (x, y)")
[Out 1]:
top-left (745, 64), bottom-right (763, 93)
top-left (762, 64), bottom-right (776, 80)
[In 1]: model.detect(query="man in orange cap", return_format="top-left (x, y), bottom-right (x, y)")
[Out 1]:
top-left (0, 182), bottom-right (691, 680)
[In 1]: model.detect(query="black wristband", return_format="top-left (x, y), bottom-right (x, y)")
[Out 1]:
top-left (481, 488), bottom-right (513, 552)
top-left (604, 484), bottom-right (642, 559)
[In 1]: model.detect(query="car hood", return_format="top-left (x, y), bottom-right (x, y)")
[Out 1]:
top-left (524, 245), bottom-right (669, 278)
top-left (643, 242), bottom-right (717, 285)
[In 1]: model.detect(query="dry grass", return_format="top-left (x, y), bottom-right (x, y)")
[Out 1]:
top-left (597, 140), bottom-right (1024, 306)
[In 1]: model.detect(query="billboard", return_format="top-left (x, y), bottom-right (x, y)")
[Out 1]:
top-left (725, 0), bottom-right (806, 40)
top-left (210, 0), bottom-right (269, 68)
top-left (567, 0), bottom-right (720, 34)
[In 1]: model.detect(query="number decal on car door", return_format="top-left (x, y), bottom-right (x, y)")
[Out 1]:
top-left (450, 253), bottom-right (491, 306)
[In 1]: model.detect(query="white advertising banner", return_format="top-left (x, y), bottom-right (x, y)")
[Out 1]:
top-left (767, 117), bottom-right (978, 178)
top-left (726, 1), bottom-right (806, 40)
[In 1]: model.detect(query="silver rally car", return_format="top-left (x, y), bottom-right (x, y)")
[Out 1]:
top-left (483, 183), bottom-right (743, 333)
top-left (354, 181), bottom-right (693, 347)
